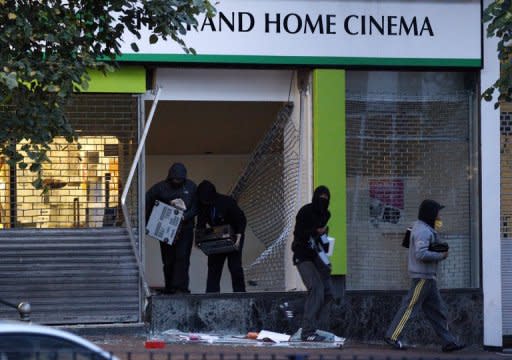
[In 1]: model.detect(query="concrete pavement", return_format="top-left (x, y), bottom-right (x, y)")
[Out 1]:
top-left (72, 328), bottom-right (507, 360)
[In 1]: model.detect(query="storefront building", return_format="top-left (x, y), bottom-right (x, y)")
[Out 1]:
top-left (0, 0), bottom-right (505, 349)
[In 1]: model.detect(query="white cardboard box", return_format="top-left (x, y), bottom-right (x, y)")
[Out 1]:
top-left (146, 200), bottom-right (184, 245)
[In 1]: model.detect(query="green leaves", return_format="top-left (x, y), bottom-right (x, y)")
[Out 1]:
top-left (130, 42), bottom-right (139, 52)
top-left (149, 34), bottom-right (158, 44)
top-left (483, 0), bottom-right (512, 107)
top-left (133, 0), bottom-right (216, 54)
top-left (0, 0), bottom-right (215, 188)
top-left (0, 72), bottom-right (18, 90)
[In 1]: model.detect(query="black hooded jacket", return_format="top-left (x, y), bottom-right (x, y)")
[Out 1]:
top-left (292, 186), bottom-right (331, 263)
top-left (145, 163), bottom-right (198, 228)
top-left (196, 180), bottom-right (246, 234)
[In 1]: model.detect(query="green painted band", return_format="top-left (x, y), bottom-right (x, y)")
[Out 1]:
top-left (113, 53), bottom-right (482, 68)
top-left (313, 69), bottom-right (347, 275)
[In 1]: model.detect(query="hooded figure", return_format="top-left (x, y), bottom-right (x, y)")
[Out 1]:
top-left (291, 185), bottom-right (334, 342)
top-left (167, 162), bottom-right (187, 188)
top-left (197, 179), bottom-right (217, 206)
top-left (292, 186), bottom-right (331, 264)
top-left (196, 180), bottom-right (247, 293)
top-left (418, 199), bottom-right (444, 229)
top-left (385, 200), bottom-right (465, 352)
top-left (145, 162), bottom-right (198, 294)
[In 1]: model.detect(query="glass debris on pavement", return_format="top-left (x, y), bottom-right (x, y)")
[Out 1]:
top-left (147, 329), bottom-right (345, 349)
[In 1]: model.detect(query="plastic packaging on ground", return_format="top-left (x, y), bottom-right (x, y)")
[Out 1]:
top-left (148, 329), bottom-right (345, 349)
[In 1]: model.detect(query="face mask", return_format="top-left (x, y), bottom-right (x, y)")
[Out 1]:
top-left (170, 179), bottom-right (184, 188)
top-left (434, 220), bottom-right (443, 231)
top-left (318, 197), bottom-right (329, 210)
top-left (200, 199), bottom-right (213, 206)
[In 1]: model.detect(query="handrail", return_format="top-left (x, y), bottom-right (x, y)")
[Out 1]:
top-left (121, 88), bottom-right (161, 299)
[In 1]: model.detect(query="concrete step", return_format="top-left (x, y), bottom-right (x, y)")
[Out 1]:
top-left (147, 289), bottom-right (482, 346)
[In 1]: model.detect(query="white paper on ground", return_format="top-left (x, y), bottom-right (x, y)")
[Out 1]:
top-left (256, 330), bottom-right (291, 343)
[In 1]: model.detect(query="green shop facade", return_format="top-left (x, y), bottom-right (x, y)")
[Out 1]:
top-left (0, 0), bottom-right (506, 350)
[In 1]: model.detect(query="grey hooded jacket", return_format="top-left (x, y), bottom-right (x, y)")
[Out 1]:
top-left (408, 220), bottom-right (446, 279)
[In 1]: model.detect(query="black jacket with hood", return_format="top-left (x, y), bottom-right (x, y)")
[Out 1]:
top-left (145, 163), bottom-right (198, 228)
top-left (196, 180), bottom-right (246, 235)
top-left (292, 186), bottom-right (331, 264)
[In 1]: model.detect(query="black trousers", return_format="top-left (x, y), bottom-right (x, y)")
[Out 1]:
top-left (296, 260), bottom-right (333, 336)
top-left (159, 226), bottom-right (194, 292)
top-left (206, 239), bottom-right (246, 293)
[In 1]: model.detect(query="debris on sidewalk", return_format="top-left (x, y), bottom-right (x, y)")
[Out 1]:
top-left (256, 330), bottom-right (291, 343)
top-left (144, 339), bottom-right (166, 349)
top-left (246, 332), bottom-right (259, 339)
top-left (149, 329), bottom-right (345, 349)
top-left (290, 328), bottom-right (345, 344)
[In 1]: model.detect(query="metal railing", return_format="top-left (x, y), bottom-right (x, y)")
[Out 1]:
top-left (0, 298), bottom-right (30, 321)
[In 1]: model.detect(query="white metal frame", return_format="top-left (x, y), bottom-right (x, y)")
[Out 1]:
top-left (121, 88), bottom-right (161, 299)
top-left (481, 0), bottom-right (503, 346)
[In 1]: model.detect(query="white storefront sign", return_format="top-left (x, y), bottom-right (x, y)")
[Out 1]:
top-left (119, 0), bottom-right (481, 67)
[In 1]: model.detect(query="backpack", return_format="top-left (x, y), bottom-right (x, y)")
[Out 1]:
top-left (401, 227), bottom-right (412, 248)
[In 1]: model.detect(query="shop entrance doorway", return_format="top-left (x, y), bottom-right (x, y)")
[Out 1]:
top-left (143, 68), bottom-right (302, 293)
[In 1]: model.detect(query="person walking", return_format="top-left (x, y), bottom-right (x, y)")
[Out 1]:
top-left (196, 180), bottom-right (247, 293)
top-left (145, 162), bottom-right (197, 294)
top-left (384, 199), bottom-right (465, 352)
top-left (291, 185), bottom-right (334, 341)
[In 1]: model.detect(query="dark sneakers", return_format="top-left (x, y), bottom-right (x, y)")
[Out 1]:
top-left (442, 342), bottom-right (466, 352)
top-left (384, 338), bottom-right (465, 352)
top-left (384, 337), bottom-right (407, 350)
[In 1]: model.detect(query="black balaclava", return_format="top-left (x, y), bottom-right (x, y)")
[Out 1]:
top-left (167, 162), bottom-right (187, 188)
top-left (418, 199), bottom-right (444, 228)
top-left (197, 180), bottom-right (217, 205)
top-left (312, 185), bottom-right (330, 215)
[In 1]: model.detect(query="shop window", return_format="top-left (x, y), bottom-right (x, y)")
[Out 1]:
top-left (346, 71), bottom-right (479, 290)
top-left (7, 137), bottom-right (120, 228)
top-left (1, 93), bottom-right (139, 229)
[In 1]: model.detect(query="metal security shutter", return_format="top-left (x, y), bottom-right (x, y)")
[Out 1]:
top-left (0, 228), bottom-right (140, 324)
top-left (345, 90), bottom-right (474, 290)
top-left (503, 241), bottom-right (512, 335)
